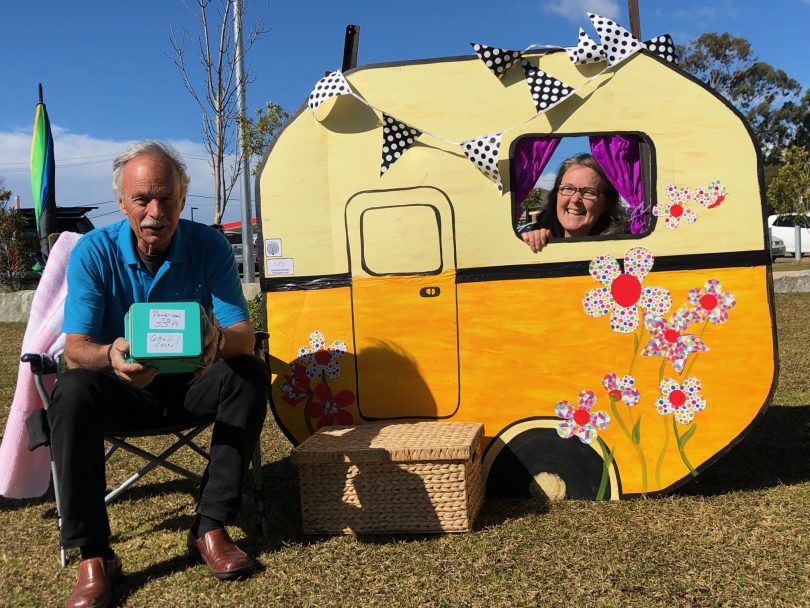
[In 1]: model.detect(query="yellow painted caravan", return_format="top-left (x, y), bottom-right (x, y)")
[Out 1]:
top-left (256, 41), bottom-right (776, 500)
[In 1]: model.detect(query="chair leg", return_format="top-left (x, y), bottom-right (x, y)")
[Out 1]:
top-left (49, 459), bottom-right (68, 568)
top-left (251, 443), bottom-right (269, 537)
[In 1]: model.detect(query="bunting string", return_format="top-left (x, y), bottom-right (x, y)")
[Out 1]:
top-left (306, 12), bottom-right (679, 188)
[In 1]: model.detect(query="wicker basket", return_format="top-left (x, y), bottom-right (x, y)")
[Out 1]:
top-left (291, 421), bottom-right (484, 534)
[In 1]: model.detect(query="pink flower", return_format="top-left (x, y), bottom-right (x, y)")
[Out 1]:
top-left (583, 247), bottom-right (672, 333)
top-left (656, 377), bottom-right (706, 425)
top-left (687, 279), bottom-right (735, 325)
top-left (555, 390), bottom-right (611, 445)
top-left (642, 310), bottom-right (709, 373)
top-left (279, 363), bottom-right (310, 406)
top-left (602, 373), bottom-right (640, 406)
top-left (297, 330), bottom-right (347, 380)
top-left (694, 180), bottom-right (726, 209)
top-left (307, 382), bottom-right (355, 428)
top-left (653, 184), bottom-right (697, 230)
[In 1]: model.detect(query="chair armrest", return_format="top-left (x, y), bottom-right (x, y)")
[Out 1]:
top-left (21, 353), bottom-right (59, 376)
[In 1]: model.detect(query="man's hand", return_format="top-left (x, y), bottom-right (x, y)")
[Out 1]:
top-left (109, 337), bottom-right (159, 388)
top-left (196, 320), bottom-right (222, 377)
top-left (521, 228), bottom-right (551, 253)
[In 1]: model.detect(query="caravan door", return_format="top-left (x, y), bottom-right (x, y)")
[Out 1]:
top-left (345, 187), bottom-right (459, 419)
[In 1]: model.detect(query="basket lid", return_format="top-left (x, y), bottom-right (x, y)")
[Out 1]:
top-left (291, 422), bottom-right (483, 464)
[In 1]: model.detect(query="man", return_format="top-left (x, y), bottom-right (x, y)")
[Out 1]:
top-left (48, 141), bottom-right (267, 608)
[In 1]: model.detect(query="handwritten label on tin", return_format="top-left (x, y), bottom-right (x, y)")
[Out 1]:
top-left (146, 333), bottom-right (184, 354)
top-left (149, 309), bottom-right (186, 330)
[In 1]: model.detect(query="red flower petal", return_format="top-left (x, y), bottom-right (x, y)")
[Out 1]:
top-left (314, 382), bottom-right (333, 402)
top-left (316, 415), bottom-right (334, 429)
top-left (334, 410), bottom-right (353, 425)
top-left (333, 390), bottom-right (355, 408)
top-left (307, 401), bottom-right (323, 417)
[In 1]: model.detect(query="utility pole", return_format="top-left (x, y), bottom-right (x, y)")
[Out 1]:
top-left (233, 0), bottom-right (255, 282)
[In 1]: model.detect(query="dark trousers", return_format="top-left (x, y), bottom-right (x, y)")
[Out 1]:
top-left (47, 355), bottom-right (267, 548)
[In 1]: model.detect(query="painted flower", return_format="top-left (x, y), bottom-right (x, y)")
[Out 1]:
top-left (583, 247), bottom-right (672, 333)
top-left (279, 363), bottom-right (310, 406)
top-left (656, 377), bottom-right (706, 425)
top-left (653, 184), bottom-right (697, 230)
top-left (555, 390), bottom-right (611, 445)
top-left (687, 279), bottom-right (736, 324)
top-left (694, 180), bottom-right (726, 209)
top-left (307, 382), bottom-right (355, 428)
top-left (642, 310), bottom-right (709, 373)
top-left (297, 330), bottom-right (347, 380)
top-left (602, 373), bottom-right (640, 406)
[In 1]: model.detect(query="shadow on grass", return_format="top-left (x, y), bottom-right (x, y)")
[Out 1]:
top-left (675, 404), bottom-right (810, 497)
top-left (114, 553), bottom-right (196, 605)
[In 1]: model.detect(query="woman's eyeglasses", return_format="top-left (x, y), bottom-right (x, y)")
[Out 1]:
top-left (558, 185), bottom-right (602, 202)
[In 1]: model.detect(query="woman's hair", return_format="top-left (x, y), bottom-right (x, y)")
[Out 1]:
top-left (538, 153), bottom-right (627, 237)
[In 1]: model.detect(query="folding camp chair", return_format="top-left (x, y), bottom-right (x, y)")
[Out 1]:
top-left (23, 332), bottom-right (270, 568)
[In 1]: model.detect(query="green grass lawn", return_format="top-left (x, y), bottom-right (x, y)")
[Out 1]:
top-left (1, 296), bottom-right (809, 607)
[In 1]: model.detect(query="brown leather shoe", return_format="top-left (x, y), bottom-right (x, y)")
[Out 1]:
top-left (188, 528), bottom-right (256, 580)
top-left (65, 553), bottom-right (122, 608)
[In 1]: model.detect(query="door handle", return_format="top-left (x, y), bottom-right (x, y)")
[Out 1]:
top-left (419, 286), bottom-right (441, 298)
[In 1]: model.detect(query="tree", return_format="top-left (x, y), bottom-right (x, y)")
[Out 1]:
top-left (0, 179), bottom-right (37, 290)
top-left (793, 90), bottom-right (810, 154)
top-left (171, 0), bottom-right (266, 224)
top-left (236, 101), bottom-right (288, 175)
top-left (678, 33), bottom-right (804, 164)
top-left (767, 146), bottom-right (810, 225)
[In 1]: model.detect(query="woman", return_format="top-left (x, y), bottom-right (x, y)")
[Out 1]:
top-left (520, 153), bottom-right (627, 253)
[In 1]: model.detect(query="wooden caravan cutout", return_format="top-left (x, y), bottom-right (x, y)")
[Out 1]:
top-left (257, 44), bottom-right (776, 499)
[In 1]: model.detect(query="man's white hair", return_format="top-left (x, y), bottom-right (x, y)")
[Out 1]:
top-left (112, 140), bottom-right (190, 199)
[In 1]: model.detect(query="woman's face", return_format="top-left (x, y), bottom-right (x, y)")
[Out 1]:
top-left (555, 165), bottom-right (607, 237)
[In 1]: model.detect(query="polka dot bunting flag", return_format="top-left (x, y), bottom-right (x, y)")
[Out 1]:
top-left (307, 70), bottom-right (352, 112)
top-left (521, 60), bottom-right (575, 115)
top-left (470, 42), bottom-right (523, 80)
top-left (644, 34), bottom-right (679, 65)
top-left (461, 132), bottom-right (503, 192)
top-left (587, 13), bottom-right (644, 67)
top-left (380, 114), bottom-right (422, 176)
top-left (565, 27), bottom-right (607, 65)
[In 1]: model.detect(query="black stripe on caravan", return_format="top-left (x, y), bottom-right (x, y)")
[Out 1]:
top-left (261, 250), bottom-right (769, 292)
top-left (262, 273), bottom-right (352, 292)
top-left (456, 250), bottom-right (770, 283)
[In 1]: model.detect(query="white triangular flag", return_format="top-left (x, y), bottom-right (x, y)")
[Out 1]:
top-left (461, 132), bottom-right (503, 192)
top-left (307, 70), bottom-right (352, 112)
top-left (588, 13), bottom-right (645, 67)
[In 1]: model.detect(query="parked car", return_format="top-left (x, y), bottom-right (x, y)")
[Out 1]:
top-left (224, 231), bottom-right (260, 275)
top-left (767, 213), bottom-right (810, 256)
top-left (769, 233), bottom-right (786, 260)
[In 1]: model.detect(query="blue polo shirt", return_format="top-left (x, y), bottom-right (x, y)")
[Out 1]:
top-left (63, 219), bottom-right (248, 344)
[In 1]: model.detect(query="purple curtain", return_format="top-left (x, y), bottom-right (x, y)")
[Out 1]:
top-left (513, 137), bottom-right (561, 210)
top-left (589, 134), bottom-right (645, 234)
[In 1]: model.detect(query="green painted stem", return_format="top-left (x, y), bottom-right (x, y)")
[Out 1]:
top-left (673, 418), bottom-right (698, 477)
top-left (596, 437), bottom-right (615, 501)
top-left (655, 412), bottom-right (670, 487)
top-left (610, 401), bottom-right (648, 496)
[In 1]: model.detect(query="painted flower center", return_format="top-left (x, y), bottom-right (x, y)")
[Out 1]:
top-left (669, 390), bottom-right (687, 408)
top-left (610, 274), bottom-right (642, 308)
top-left (670, 204), bottom-right (684, 218)
top-left (664, 329), bottom-right (680, 343)
top-left (699, 294), bottom-right (718, 311)
top-left (573, 408), bottom-right (591, 426)
top-left (314, 349), bottom-right (332, 365)
top-left (322, 399), bottom-right (338, 415)
top-left (608, 389), bottom-right (622, 401)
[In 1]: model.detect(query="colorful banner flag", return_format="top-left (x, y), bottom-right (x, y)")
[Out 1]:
top-left (30, 85), bottom-right (56, 258)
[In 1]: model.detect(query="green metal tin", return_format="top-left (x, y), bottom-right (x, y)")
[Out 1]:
top-left (124, 302), bottom-right (204, 374)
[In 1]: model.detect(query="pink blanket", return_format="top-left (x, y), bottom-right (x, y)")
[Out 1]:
top-left (0, 232), bottom-right (82, 498)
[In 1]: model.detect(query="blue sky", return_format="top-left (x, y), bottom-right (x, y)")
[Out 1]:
top-left (1, 0), bottom-right (808, 226)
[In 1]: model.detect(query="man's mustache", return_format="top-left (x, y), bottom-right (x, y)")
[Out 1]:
top-left (140, 219), bottom-right (170, 229)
